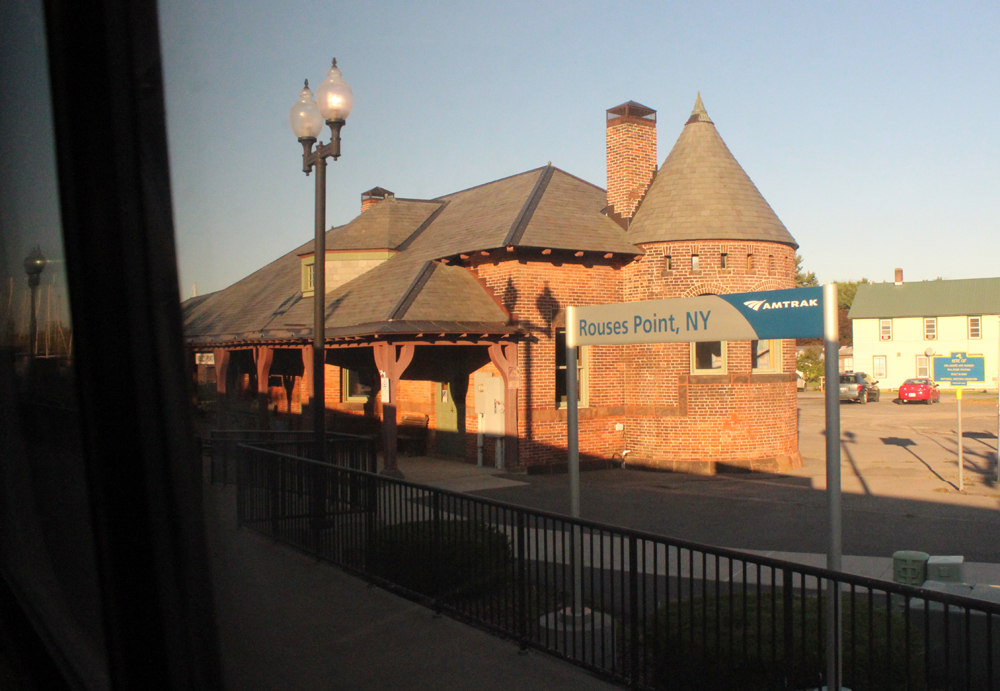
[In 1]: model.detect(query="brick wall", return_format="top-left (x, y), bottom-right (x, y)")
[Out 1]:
top-left (474, 257), bottom-right (626, 468)
top-left (620, 241), bottom-right (800, 471)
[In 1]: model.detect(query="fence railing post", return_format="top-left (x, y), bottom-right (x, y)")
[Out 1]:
top-left (365, 474), bottom-right (378, 576)
top-left (783, 568), bottom-right (794, 687)
top-left (311, 462), bottom-right (324, 559)
top-left (517, 511), bottom-right (527, 651)
top-left (629, 534), bottom-right (639, 682)
top-left (268, 452), bottom-right (280, 537)
top-left (235, 440), bottom-right (244, 525)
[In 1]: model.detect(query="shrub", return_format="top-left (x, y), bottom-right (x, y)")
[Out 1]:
top-left (370, 519), bottom-right (512, 600)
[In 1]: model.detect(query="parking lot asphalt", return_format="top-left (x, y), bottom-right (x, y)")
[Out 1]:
top-left (471, 392), bottom-right (1000, 563)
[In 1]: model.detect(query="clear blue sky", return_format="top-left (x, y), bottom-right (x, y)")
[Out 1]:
top-left (158, 0), bottom-right (1000, 297)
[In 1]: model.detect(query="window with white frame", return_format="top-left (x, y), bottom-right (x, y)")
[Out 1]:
top-left (691, 254), bottom-right (700, 271)
top-left (751, 340), bottom-right (780, 372)
top-left (879, 319), bottom-right (892, 341)
top-left (873, 355), bottom-right (887, 379)
top-left (341, 369), bottom-right (369, 402)
top-left (555, 329), bottom-right (588, 408)
top-left (301, 257), bottom-right (316, 296)
top-left (923, 317), bottom-right (937, 340)
top-left (916, 355), bottom-right (929, 378)
top-left (969, 316), bottom-right (982, 339)
top-left (691, 341), bottom-right (727, 374)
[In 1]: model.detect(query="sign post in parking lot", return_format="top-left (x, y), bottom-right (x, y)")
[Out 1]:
top-left (566, 284), bottom-right (844, 688)
top-left (933, 352), bottom-right (986, 492)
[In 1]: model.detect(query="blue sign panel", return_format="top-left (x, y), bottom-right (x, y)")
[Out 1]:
top-left (933, 352), bottom-right (986, 384)
top-left (717, 287), bottom-right (824, 340)
top-left (567, 286), bottom-right (824, 347)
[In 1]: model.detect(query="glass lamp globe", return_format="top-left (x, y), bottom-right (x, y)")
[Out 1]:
top-left (289, 81), bottom-right (324, 140)
top-left (315, 58), bottom-right (353, 122)
top-left (24, 246), bottom-right (47, 277)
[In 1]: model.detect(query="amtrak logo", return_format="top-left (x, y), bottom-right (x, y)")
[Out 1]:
top-left (744, 298), bottom-right (819, 311)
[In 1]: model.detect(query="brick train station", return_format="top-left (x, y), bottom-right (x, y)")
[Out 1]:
top-left (184, 95), bottom-right (802, 475)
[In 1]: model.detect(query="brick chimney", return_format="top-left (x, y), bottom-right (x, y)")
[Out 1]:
top-left (361, 186), bottom-right (394, 213)
top-left (606, 101), bottom-right (656, 220)
top-left (894, 268), bottom-right (903, 285)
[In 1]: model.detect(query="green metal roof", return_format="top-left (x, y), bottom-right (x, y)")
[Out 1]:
top-left (848, 278), bottom-right (1000, 319)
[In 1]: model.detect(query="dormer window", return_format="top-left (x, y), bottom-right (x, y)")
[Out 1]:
top-left (301, 255), bottom-right (316, 296)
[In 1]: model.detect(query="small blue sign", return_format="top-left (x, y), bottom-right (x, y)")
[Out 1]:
top-left (933, 352), bottom-right (986, 384)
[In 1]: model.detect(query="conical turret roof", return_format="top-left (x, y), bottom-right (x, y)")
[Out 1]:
top-left (627, 94), bottom-right (797, 248)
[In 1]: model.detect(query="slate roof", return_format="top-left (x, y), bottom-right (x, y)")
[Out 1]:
top-left (272, 255), bottom-right (511, 338)
top-left (627, 94), bottom-right (797, 249)
top-left (403, 165), bottom-right (639, 259)
top-left (183, 164), bottom-right (633, 344)
top-left (848, 278), bottom-right (1000, 319)
top-left (325, 197), bottom-right (441, 251)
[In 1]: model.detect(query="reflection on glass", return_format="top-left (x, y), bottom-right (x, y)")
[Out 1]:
top-left (0, 0), bottom-right (109, 685)
top-left (344, 368), bottom-right (370, 401)
top-left (695, 341), bottom-right (723, 370)
top-left (751, 339), bottom-right (771, 370)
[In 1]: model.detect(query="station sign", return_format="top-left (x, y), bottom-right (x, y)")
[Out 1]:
top-left (933, 352), bottom-right (986, 385)
top-left (566, 286), bottom-right (824, 347)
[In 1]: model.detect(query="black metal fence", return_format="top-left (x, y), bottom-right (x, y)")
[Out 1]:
top-left (234, 445), bottom-right (1000, 690)
top-left (207, 430), bottom-right (376, 484)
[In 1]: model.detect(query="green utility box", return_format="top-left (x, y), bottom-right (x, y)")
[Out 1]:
top-left (892, 550), bottom-right (930, 585)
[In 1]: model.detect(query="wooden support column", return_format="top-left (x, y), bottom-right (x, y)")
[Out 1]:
top-left (213, 348), bottom-right (230, 430)
top-left (254, 346), bottom-right (274, 430)
top-left (372, 342), bottom-right (415, 477)
top-left (300, 346), bottom-right (314, 418)
top-left (489, 342), bottom-right (520, 469)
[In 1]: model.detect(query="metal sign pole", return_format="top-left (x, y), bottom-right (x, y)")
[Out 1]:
top-left (565, 306), bottom-right (583, 615)
top-left (956, 385), bottom-right (964, 492)
top-left (823, 282), bottom-right (842, 690)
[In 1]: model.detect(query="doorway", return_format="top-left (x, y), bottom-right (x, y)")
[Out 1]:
top-left (435, 382), bottom-right (464, 456)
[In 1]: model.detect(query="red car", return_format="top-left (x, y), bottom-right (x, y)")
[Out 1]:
top-left (897, 378), bottom-right (940, 404)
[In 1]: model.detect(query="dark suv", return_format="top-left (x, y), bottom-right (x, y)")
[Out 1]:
top-left (839, 372), bottom-right (880, 404)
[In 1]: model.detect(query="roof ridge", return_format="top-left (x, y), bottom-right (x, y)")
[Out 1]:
top-left (388, 260), bottom-right (437, 321)
top-left (431, 165), bottom-right (548, 201)
top-left (503, 165), bottom-right (554, 246)
top-left (395, 200), bottom-right (448, 251)
top-left (382, 197), bottom-right (444, 205)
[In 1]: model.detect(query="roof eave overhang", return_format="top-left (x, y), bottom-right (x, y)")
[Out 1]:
top-left (185, 321), bottom-right (522, 349)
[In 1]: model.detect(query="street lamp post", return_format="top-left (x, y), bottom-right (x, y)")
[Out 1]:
top-left (289, 59), bottom-right (353, 464)
top-left (23, 246), bottom-right (47, 364)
